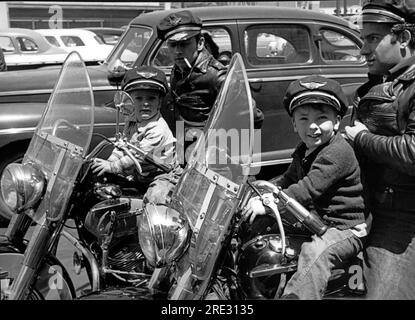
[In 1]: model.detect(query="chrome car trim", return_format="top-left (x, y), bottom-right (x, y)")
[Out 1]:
top-left (248, 73), bottom-right (367, 83)
top-left (0, 85), bottom-right (115, 97)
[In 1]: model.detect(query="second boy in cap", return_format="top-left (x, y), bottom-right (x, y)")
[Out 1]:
top-left (243, 75), bottom-right (369, 299)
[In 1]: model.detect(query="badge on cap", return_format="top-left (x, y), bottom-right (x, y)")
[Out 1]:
top-left (167, 14), bottom-right (182, 27)
top-left (137, 71), bottom-right (157, 79)
top-left (300, 81), bottom-right (327, 90)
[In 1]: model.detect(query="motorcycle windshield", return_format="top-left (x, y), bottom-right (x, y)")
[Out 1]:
top-left (171, 53), bottom-right (254, 282)
top-left (24, 52), bottom-right (94, 222)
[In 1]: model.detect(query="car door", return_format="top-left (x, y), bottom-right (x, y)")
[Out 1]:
top-left (237, 18), bottom-right (367, 178)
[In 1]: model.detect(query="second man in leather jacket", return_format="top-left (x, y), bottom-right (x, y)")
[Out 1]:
top-left (156, 10), bottom-right (264, 143)
top-left (345, 0), bottom-right (415, 299)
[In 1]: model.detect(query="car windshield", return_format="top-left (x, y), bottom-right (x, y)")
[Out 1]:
top-left (106, 26), bottom-right (152, 68)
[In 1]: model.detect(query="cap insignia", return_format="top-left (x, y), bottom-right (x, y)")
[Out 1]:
top-left (137, 71), bottom-right (157, 79)
top-left (300, 81), bottom-right (327, 90)
top-left (167, 14), bottom-right (182, 26)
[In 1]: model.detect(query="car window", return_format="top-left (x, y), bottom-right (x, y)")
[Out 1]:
top-left (106, 26), bottom-right (152, 68)
top-left (102, 35), bottom-right (120, 45)
top-left (152, 27), bottom-right (232, 68)
top-left (244, 25), bottom-right (311, 66)
top-left (94, 35), bottom-right (105, 44)
top-left (45, 36), bottom-right (60, 47)
top-left (16, 37), bottom-right (39, 52)
top-left (320, 29), bottom-right (363, 63)
top-left (61, 36), bottom-right (85, 47)
top-left (0, 36), bottom-right (16, 53)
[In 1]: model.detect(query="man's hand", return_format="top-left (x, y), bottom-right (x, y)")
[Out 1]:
top-left (241, 196), bottom-right (267, 224)
top-left (344, 120), bottom-right (369, 142)
top-left (91, 158), bottom-right (113, 176)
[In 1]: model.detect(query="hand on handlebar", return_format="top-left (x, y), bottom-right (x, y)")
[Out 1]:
top-left (242, 196), bottom-right (267, 225)
top-left (91, 158), bottom-right (113, 176)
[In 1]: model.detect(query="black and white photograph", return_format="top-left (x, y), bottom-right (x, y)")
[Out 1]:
top-left (0, 0), bottom-right (414, 308)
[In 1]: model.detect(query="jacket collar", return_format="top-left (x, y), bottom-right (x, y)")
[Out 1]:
top-left (388, 55), bottom-right (415, 80)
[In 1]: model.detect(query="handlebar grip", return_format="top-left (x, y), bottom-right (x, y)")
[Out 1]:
top-left (301, 212), bottom-right (328, 236)
top-left (284, 197), bottom-right (328, 236)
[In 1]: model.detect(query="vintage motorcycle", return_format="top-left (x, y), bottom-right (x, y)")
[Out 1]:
top-left (0, 51), bottom-right (172, 300)
top-left (135, 53), bottom-right (366, 300)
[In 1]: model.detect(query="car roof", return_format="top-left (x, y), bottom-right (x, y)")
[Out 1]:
top-left (36, 28), bottom-right (97, 37)
top-left (130, 6), bottom-right (354, 28)
top-left (0, 28), bottom-right (48, 38)
top-left (0, 28), bottom-right (66, 53)
top-left (85, 27), bottom-right (124, 33)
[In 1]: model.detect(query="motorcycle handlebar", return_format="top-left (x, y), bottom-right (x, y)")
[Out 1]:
top-left (250, 180), bottom-right (328, 236)
top-left (124, 141), bottom-right (172, 173)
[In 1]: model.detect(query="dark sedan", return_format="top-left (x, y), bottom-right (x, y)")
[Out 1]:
top-left (0, 6), bottom-right (368, 221)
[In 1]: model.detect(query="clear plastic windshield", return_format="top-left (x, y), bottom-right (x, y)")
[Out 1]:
top-left (23, 52), bottom-right (94, 222)
top-left (35, 52), bottom-right (94, 153)
top-left (187, 53), bottom-right (254, 184)
top-left (169, 54), bottom-right (254, 285)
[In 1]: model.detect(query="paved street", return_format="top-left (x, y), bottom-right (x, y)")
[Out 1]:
top-left (0, 225), bottom-right (90, 298)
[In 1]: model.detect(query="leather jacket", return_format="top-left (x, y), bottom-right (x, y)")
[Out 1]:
top-left (167, 48), bottom-right (227, 127)
top-left (163, 48), bottom-right (264, 131)
top-left (354, 55), bottom-right (415, 208)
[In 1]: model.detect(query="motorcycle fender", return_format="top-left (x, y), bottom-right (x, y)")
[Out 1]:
top-left (0, 246), bottom-right (76, 300)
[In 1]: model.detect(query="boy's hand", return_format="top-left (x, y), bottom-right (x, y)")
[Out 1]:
top-left (92, 158), bottom-right (113, 176)
top-left (242, 196), bottom-right (267, 224)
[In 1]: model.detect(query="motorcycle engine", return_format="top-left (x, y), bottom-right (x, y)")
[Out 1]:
top-left (84, 197), bottom-right (141, 242)
top-left (84, 197), bottom-right (148, 279)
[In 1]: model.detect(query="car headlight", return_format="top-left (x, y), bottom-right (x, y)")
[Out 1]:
top-left (0, 163), bottom-right (45, 213)
top-left (138, 203), bottom-right (190, 268)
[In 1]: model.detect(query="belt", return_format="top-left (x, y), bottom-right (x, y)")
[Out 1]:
top-left (372, 187), bottom-right (415, 211)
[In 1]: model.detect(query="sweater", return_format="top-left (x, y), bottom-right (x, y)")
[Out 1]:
top-left (273, 132), bottom-right (367, 230)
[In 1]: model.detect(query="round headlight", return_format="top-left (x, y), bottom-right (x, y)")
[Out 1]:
top-left (138, 203), bottom-right (190, 268)
top-left (0, 163), bottom-right (45, 213)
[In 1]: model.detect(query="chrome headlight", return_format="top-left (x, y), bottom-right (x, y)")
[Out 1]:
top-left (138, 203), bottom-right (190, 268)
top-left (0, 163), bottom-right (45, 213)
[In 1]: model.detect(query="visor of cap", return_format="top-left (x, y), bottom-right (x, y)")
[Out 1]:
top-left (289, 92), bottom-right (341, 115)
top-left (360, 7), bottom-right (406, 23)
top-left (123, 79), bottom-right (166, 93)
top-left (165, 27), bottom-right (201, 42)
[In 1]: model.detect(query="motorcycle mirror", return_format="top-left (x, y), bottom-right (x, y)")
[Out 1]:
top-left (107, 59), bottom-right (130, 86)
top-left (114, 91), bottom-right (134, 116)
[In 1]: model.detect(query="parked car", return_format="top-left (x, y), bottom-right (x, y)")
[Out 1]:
top-left (0, 28), bottom-right (68, 71)
top-left (0, 6), bottom-right (368, 222)
top-left (37, 28), bottom-right (114, 63)
top-left (84, 27), bottom-right (125, 46)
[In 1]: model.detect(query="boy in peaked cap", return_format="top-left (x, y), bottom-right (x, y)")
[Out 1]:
top-left (243, 75), bottom-right (369, 299)
top-left (345, 0), bottom-right (415, 299)
top-left (92, 66), bottom-right (179, 194)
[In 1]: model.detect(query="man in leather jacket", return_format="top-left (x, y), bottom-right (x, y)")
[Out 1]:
top-left (345, 0), bottom-right (415, 299)
top-left (157, 10), bottom-right (263, 162)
